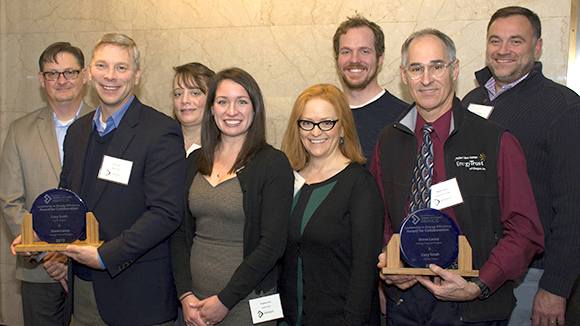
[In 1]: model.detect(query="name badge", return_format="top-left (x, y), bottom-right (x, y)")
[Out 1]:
top-left (293, 171), bottom-right (306, 197)
top-left (431, 178), bottom-right (463, 210)
top-left (467, 103), bottom-right (494, 119)
top-left (98, 155), bottom-right (133, 185)
top-left (248, 293), bottom-right (284, 324)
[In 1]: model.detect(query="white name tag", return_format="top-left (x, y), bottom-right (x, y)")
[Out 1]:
top-left (430, 178), bottom-right (463, 210)
top-left (248, 293), bottom-right (284, 324)
top-left (293, 171), bottom-right (306, 197)
top-left (98, 155), bottom-right (133, 185)
top-left (467, 103), bottom-right (494, 119)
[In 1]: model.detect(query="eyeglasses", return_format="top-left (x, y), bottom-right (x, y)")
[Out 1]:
top-left (297, 119), bottom-right (339, 131)
top-left (404, 62), bottom-right (453, 80)
top-left (42, 70), bottom-right (81, 81)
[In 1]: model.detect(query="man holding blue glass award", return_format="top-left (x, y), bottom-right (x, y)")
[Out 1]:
top-left (370, 29), bottom-right (544, 325)
top-left (0, 41), bottom-right (93, 326)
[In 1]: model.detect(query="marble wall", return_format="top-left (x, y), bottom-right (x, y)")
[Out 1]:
top-left (0, 0), bottom-right (573, 324)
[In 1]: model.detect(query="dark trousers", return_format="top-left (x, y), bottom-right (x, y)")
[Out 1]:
top-left (566, 276), bottom-right (580, 323)
top-left (21, 281), bottom-right (69, 326)
top-left (386, 285), bottom-right (508, 326)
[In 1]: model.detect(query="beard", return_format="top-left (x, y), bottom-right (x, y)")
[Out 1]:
top-left (487, 56), bottom-right (535, 86)
top-left (339, 64), bottom-right (378, 91)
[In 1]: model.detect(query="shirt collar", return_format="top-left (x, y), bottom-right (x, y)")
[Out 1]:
top-left (400, 104), bottom-right (454, 139)
top-left (92, 95), bottom-right (135, 135)
top-left (53, 101), bottom-right (84, 127)
top-left (415, 108), bottom-right (453, 143)
top-left (484, 72), bottom-right (529, 101)
top-left (350, 89), bottom-right (386, 109)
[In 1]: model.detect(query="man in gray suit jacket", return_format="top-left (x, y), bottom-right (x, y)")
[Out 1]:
top-left (0, 42), bottom-right (93, 325)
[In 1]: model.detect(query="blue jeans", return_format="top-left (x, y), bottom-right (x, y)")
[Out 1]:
top-left (507, 268), bottom-right (544, 326)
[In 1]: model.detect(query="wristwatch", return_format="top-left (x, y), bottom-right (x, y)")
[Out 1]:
top-left (473, 277), bottom-right (491, 300)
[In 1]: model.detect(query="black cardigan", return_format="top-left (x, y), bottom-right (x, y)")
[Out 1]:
top-left (279, 163), bottom-right (384, 326)
top-left (170, 144), bottom-right (294, 309)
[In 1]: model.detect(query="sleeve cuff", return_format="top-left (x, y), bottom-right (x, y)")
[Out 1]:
top-left (539, 270), bottom-right (577, 298)
top-left (98, 252), bottom-right (106, 270)
top-left (217, 289), bottom-right (237, 310)
top-left (478, 263), bottom-right (507, 294)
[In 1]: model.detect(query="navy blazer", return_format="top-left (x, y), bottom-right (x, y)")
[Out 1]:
top-left (59, 97), bottom-right (186, 326)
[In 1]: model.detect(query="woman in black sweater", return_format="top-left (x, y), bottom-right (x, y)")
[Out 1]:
top-left (279, 84), bottom-right (384, 326)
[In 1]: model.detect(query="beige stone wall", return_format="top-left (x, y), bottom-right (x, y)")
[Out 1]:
top-left (0, 0), bottom-right (572, 324)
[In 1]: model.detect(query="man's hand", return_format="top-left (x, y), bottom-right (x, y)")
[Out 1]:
top-left (192, 295), bottom-right (229, 326)
top-left (62, 245), bottom-right (102, 269)
top-left (377, 252), bottom-right (418, 290)
top-left (43, 251), bottom-right (68, 281)
top-left (59, 277), bottom-right (69, 293)
top-left (416, 264), bottom-right (480, 301)
top-left (10, 234), bottom-right (40, 257)
top-left (532, 288), bottom-right (566, 326)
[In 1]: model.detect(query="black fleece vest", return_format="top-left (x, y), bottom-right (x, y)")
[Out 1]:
top-left (378, 98), bottom-right (515, 322)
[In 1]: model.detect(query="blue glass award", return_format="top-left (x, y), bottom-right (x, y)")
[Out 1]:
top-left (31, 189), bottom-right (87, 243)
top-left (399, 208), bottom-right (460, 268)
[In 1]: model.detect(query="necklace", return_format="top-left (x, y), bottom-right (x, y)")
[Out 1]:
top-left (215, 146), bottom-right (239, 179)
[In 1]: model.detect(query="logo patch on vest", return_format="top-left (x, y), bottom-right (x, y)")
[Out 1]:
top-left (455, 154), bottom-right (486, 171)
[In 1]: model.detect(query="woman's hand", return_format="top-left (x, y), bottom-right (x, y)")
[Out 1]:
top-left (192, 295), bottom-right (229, 326)
top-left (181, 293), bottom-right (203, 326)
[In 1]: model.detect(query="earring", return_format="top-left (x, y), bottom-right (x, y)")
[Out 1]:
top-left (340, 138), bottom-right (344, 145)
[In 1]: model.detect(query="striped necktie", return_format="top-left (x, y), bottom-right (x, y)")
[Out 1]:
top-left (409, 124), bottom-right (435, 212)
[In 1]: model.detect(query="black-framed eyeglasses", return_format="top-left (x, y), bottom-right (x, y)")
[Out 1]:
top-left (42, 70), bottom-right (81, 81)
top-left (297, 119), bottom-right (339, 131)
top-left (404, 62), bottom-right (453, 80)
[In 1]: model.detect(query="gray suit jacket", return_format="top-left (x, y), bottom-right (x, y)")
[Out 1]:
top-left (0, 103), bottom-right (93, 282)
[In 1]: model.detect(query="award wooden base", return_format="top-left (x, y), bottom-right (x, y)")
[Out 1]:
top-left (14, 212), bottom-right (104, 252)
top-left (381, 234), bottom-right (479, 277)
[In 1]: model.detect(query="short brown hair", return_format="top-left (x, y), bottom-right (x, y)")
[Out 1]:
top-left (39, 42), bottom-right (85, 71)
top-left (488, 6), bottom-right (541, 41)
top-left (173, 62), bottom-right (215, 94)
top-left (333, 15), bottom-right (385, 60)
top-left (281, 84), bottom-right (365, 170)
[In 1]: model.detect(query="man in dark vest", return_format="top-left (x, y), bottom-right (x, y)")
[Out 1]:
top-left (462, 6), bottom-right (580, 325)
top-left (371, 28), bottom-right (544, 325)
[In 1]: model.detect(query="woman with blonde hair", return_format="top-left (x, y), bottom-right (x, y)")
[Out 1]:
top-left (278, 84), bottom-right (384, 325)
